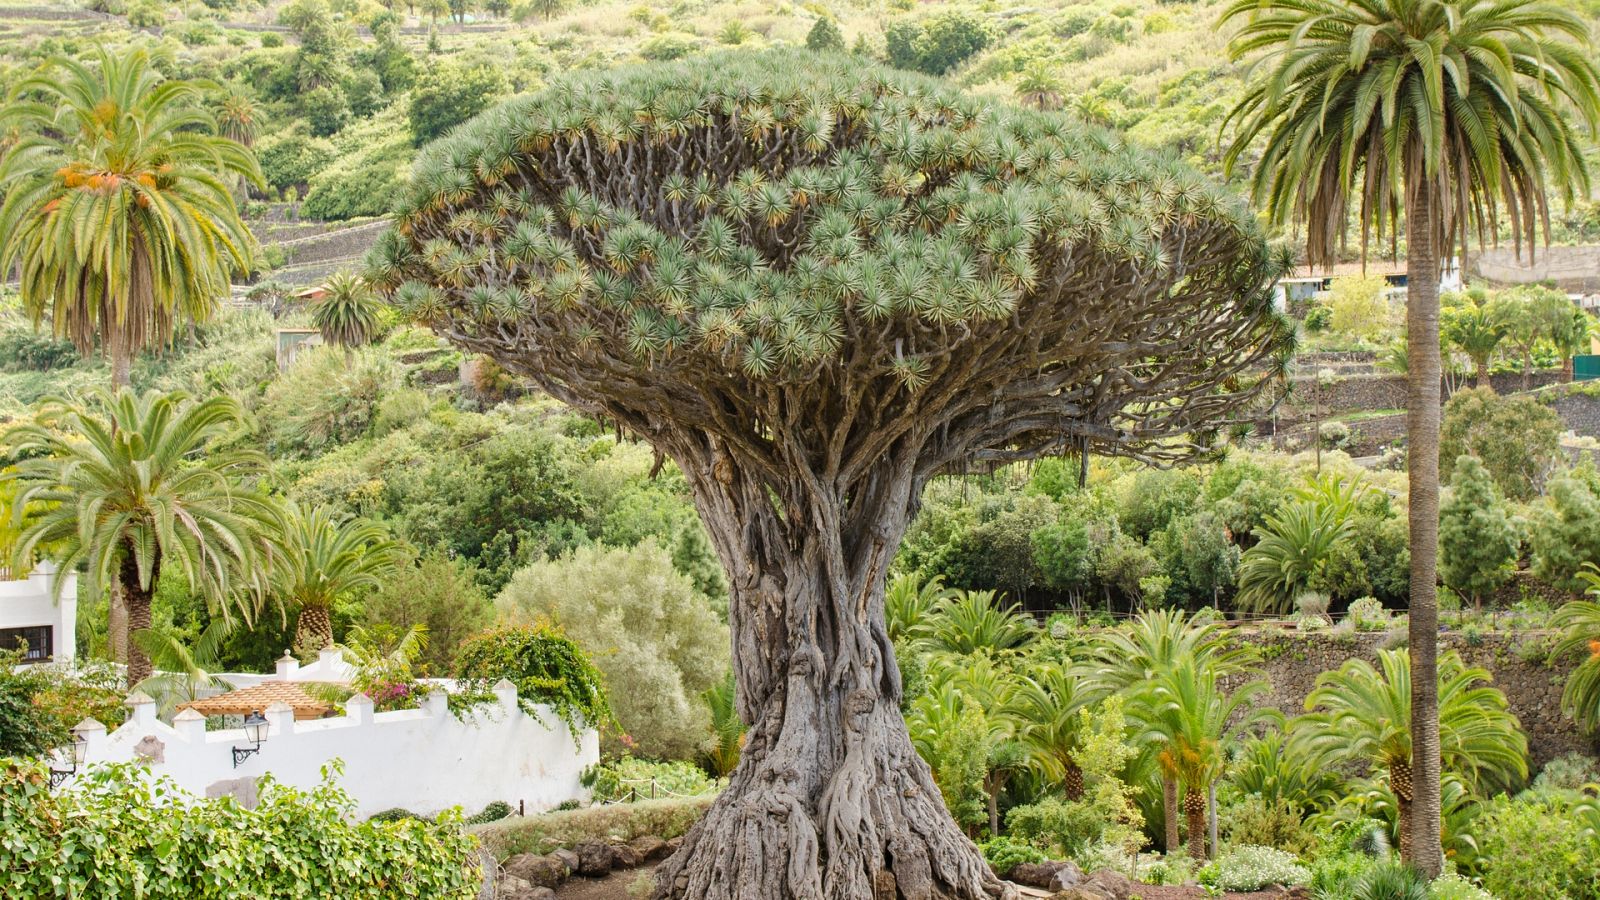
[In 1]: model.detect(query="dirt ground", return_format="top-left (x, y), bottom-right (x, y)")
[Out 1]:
top-left (550, 867), bottom-right (1296, 900)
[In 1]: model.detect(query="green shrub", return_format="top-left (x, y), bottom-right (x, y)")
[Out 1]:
top-left (1220, 794), bottom-right (1317, 857)
top-left (258, 348), bottom-right (396, 456)
top-left (806, 18), bottom-right (846, 53)
top-left (1440, 388), bottom-right (1563, 502)
top-left (408, 61), bottom-right (508, 145)
top-left (473, 796), bottom-right (711, 861)
top-left (1473, 793), bottom-right (1600, 900)
top-left (580, 757), bottom-right (719, 804)
top-left (465, 801), bottom-right (512, 825)
top-left (256, 124), bottom-right (339, 195)
top-left (1310, 852), bottom-right (1376, 898)
top-left (1005, 797), bottom-right (1116, 861)
top-left (1201, 845), bottom-right (1311, 891)
top-left (885, 11), bottom-right (993, 75)
top-left (1347, 596), bottom-right (1389, 631)
top-left (0, 655), bottom-right (65, 757)
top-left (979, 835), bottom-right (1047, 877)
top-left (1532, 753), bottom-right (1600, 793)
top-left (495, 541), bottom-right (727, 760)
top-left (453, 623), bottom-right (613, 737)
top-left (1530, 467), bottom-right (1600, 594)
top-left (0, 760), bottom-right (480, 898)
top-left (368, 807), bottom-right (429, 823)
top-left (1351, 862), bottom-right (1429, 900)
top-left (639, 32), bottom-right (702, 61)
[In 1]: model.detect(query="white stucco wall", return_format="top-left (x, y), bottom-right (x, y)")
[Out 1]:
top-left (71, 682), bottom-right (598, 819)
top-left (0, 562), bottom-right (77, 664)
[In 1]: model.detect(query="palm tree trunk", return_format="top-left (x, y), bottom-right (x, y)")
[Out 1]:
top-left (1563, 355), bottom-right (1575, 383)
top-left (1163, 776), bottom-right (1180, 854)
top-left (121, 552), bottom-right (157, 685)
top-left (1062, 760), bottom-right (1084, 802)
top-left (1404, 175), bottom-right (1444, 879)
top-left (985, 772), bottom-right (1001, 838)
top-left (109, 578), bottom-right (129, 666)
top-left (294, 604), bottom-right (335, 653)
top-left (1183, 786), bottom-right (1207, 862)
top-left (1391, 759), bottom-right (1415, 861)
top-left (1474, 358), bottom-right (1490, 390)
top-left (111, 344), bottom-right (132, 389)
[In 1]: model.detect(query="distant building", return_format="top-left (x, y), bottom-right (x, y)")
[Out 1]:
top-left (0, 562), bottom-right (77, 665)
top-left (275, 328), bottom-right (323, 371)
top-left (1272, 258), bottom-right (1461, 311)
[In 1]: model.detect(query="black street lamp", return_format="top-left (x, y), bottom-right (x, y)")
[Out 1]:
top-left (232, 711), bottom-right (269, 768)
top-left (48, 731), bottom-right (88, 789)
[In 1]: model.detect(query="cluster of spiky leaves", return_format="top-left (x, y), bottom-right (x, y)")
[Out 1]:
top-left (371, 50), bottom-right (1293, 470)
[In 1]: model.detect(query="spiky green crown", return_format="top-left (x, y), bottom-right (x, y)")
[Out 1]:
top-left (371, 50), bottom-right (1291, 465)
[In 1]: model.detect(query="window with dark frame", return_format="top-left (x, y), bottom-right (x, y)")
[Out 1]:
top-left (0, 626), bottom-right (53, 662)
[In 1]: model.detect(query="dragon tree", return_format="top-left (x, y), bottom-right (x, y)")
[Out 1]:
top-left (369, 50), bottom-right (1293, 900)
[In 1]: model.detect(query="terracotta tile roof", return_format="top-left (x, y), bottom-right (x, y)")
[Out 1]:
top-left (178, 682), bottom-right (335, 720)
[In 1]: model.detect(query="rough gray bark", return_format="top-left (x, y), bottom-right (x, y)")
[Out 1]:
top-left (1405, 174), bottom-right (1444, 879)
top-left (121, 550), bottom-right (155, 686)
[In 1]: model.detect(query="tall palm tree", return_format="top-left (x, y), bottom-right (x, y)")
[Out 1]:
top-left (310, 271), bottom-right (384, 363)
top-left (0, 47), bottom-right (263, 388)
top-left (1129, 659), bottom-right (1277, 860)
top-left (1222, 0), bottom-right (1600, 873)
top-left (268, 501), bottom-right (398, 653)
top-left (1295, 648), bottom-right (1528, 861)
top-left (1015, 61), bottom-right (1064, 111)
top-left (3, 389), bottom-right (274, 683)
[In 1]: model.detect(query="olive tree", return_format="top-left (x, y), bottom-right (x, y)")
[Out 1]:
top-left (368, 51), bottom-right (1292, 900)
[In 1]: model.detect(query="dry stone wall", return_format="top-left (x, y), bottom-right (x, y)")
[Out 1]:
top-left (1228, 628), bottom-right (1597, 768)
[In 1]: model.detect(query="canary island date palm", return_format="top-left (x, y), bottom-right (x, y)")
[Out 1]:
top-left (1552, 565), bottom-right (1600, 734)
top-left (1013, 662), bottom-right (1091, 801)
top-left (2, 389), bottom-right (274, 684)
top-left (1294, 648), bottom-right (1527, 861)
top-left (1222, 0), bottom-right (1600, 873)
top-left (0, 47), bottom-right (263, 388)
top-left (310, 271), bottom-right (385, 363)
top-left (1128, 660), bottom-right (1277, 860)
top-left (367, 50), bottom-right (1294, 900)
top-left (1441, 296), bottom-right (1507, 389)
top-left (268, 501), bottom-right (399, 653)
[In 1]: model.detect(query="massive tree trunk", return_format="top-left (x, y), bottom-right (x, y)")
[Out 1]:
top-left (121, 552), bottom-right (157, 686)
top-left (1404, 177), bottom-right (1444, 879)
top-left (652, 449), bottom-right (1011, 900)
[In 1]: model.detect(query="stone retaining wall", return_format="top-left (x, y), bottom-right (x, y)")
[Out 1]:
top-left (1229, 629), bottom-right (1596, 767)
top-left (1279, 371), bottom-right (1565, 423)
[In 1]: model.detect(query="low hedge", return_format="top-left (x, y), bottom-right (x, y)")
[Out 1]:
top-left (0, 759), bottom-right (482, 899)
top-left (473, 796), bottom-right (714, 861)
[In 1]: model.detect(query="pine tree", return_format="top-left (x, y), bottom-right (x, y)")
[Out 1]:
top-left (1438, 455), bottom-right (1520, 609)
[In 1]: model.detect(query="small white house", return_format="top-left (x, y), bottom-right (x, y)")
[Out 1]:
top-left (0, 562), bottom-right (76, 665)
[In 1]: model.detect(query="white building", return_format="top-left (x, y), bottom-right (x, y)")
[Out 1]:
top-left (0, 562), bottom-right (76, 665)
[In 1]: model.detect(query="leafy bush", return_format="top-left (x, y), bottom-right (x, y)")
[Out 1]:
top-left (409, 61), bottom-right (508, 145)
top-left (1309, 852), bottom-right (1376, 898)
top-left (496, 541), bottom-right (728, 760)
top-left (0, 654), bottom-right (125, 757)
top-left (885, 11), bottom-right (993, 75)
top-left (1439, 455), bottom-right (1520, 607)
top-left (1200, 845), bottom-right (1311, 891)
top-left (259, 348), bottom-right (396, 456)
top-left (0, 760), bottom-right (481, 898)
top-left (639, 33), bottom-right (702, 61)
top-left (1347, 596), bottom-right (1388, 631)
top-left (453, 623), bottom-right (613, 736)
top-left (465, 801), bottom-right (512, 825)
top-left (0, 653), bottom-right (65, 757)
top-left (581, 757), bottom-right (719, 804)
top-left (474, 796), bottom-right (711, 860)
top-left (1440, 388), bottom-right (1562, 502)
top-left (368, 807), bottom-right (429, 823)
top-left (979, 835), bottom-right (1047, 877)
top-left (1532, 753), bottom-right (1600, 793)
top-left (1530, 468), bottom-right (1600, 594)
top-left (1473, 793), bottom-right (1600, 900)
top-left (1220, 794), bottom-right (1317, 857)
top-left (806, 18), bottom-right (846, 53)
top-left (1005, 798), bottom-right (1117, 861)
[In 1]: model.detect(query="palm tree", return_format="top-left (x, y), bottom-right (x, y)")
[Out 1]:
top-left (1550, 305), bottom-right (1595, 383)
top-left (1441, 295), bottom-right (1508, 389)
top-left (1223, 0), bottom-right (1599, 875)
top-left (3, 389), bottom-right (273, 683)
top-left (920, 589), bottom-right (1037, 656)
top-left (1128, 659), bottom-right (1277, 860)
top-left (1295, 649), bottom-right (1528, 861)
top-left (0, 47), bottom-right (263, 388)
top-left (1016, 61), bottom-right (1064, 111)
top-left (131, 622), bottom-right (235, 718)
top-left (885, 572), bottom-right (953, 643)
top-left (269, 501), bottom-right (398, 653)
top-left (702, 672), bottom-right (745, 777)
top-left (215, 89), bottom-right (260, 149)
top-left (1013, 663), bottom-right (1090, 800)
top-left (1083, 609), bottom-right (1254, 852)
top-left (310, 272), bottom-right (384, 363)
top-left (1552, 564), bottom-right (1600, 733)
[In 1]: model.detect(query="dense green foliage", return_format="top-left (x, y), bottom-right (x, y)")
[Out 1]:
top-left (0, 760), bottom-right (481, 898)
top-left (453, 623), bottom-right (613, 735)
